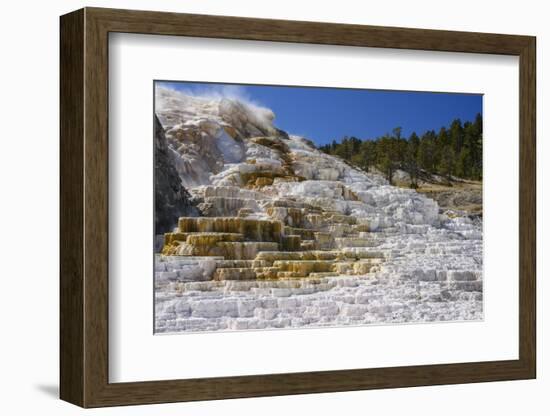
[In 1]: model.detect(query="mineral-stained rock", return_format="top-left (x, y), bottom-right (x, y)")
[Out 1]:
top-left (215, 242), bottom-right (280, 260)
top-left (283, 226), bottom-right (316, 240)
top-left (199, 196), bottom-right (260, 217)
top-left (255, 177), bottom-right (274, 187)
top-left (185, 232), bottom-right (244, 244)
top-left (313, 232), bottom-right (335, 250)
top-left (173, 240), bottom-right (279, 260)
top-left (213, 268), bottom-right (257, 281)
top-left (273, 260), bottom-right (335, 276)
top-left (178, 217), bottom-right (283, 243)
top-left (282, 235), bottom-right (301, 251)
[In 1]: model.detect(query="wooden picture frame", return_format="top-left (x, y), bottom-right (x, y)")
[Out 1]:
top-left (60, 7), bottom-right (536, 408)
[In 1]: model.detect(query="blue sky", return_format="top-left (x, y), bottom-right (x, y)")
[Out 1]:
top-left (157, 81), bottom-right (482, 146)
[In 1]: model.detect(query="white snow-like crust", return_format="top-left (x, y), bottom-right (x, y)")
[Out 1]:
top-left (154, 87), bottom-right (482, 333)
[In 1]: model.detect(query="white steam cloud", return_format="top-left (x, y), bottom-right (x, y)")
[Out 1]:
top-left (155, 82), bottom-right (276, 134)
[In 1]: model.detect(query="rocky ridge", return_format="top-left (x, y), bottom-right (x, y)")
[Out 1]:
top-left (154, 87), bottom-right (482, 333)
top-left (154, 114), bottom-right (199, 235)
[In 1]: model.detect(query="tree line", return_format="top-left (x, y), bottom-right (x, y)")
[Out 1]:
top-left (319, 113), bottom-right (482, 187)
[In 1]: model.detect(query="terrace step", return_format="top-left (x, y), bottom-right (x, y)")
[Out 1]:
top-left (272, 260), bottom-right (335, 277)
top-left (213, 268), bottom-right (257, 281)
top-left (178, 217), bottom-right (283, 243)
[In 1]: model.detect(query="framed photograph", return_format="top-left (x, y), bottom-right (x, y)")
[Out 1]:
top-left (60, 7), bottom-right (536, 408)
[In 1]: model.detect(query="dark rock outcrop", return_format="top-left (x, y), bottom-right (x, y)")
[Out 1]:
top-left (155, 115), bottom-right (199, 235)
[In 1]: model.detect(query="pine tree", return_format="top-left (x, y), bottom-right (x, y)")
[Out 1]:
top-left (405, 132), bottom-right (420, 187)
top-left (439, 145), bottom-right (454, 182)
top-left (418, 130), bottom-right (436, 174)
top-left (318, 114), bottom-right (482, 182)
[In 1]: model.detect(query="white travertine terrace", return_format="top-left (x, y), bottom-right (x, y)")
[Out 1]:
top-left (154, 87), bottom-right (482, 333)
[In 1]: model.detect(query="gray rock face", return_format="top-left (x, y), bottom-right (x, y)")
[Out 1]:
top-left (154, 115), bottom-right (199, 235)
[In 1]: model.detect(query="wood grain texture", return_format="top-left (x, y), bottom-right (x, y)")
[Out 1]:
top-left (59, 7), bottom-right (537, 408)
top-left (87, 7), bottom-right (532, 55)
top-left (83, 10), bottom-right (110, 406)
top-left (59, 8), bottom-right (84, 407)
top-left (518, 38), bottom-right (536, 375)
